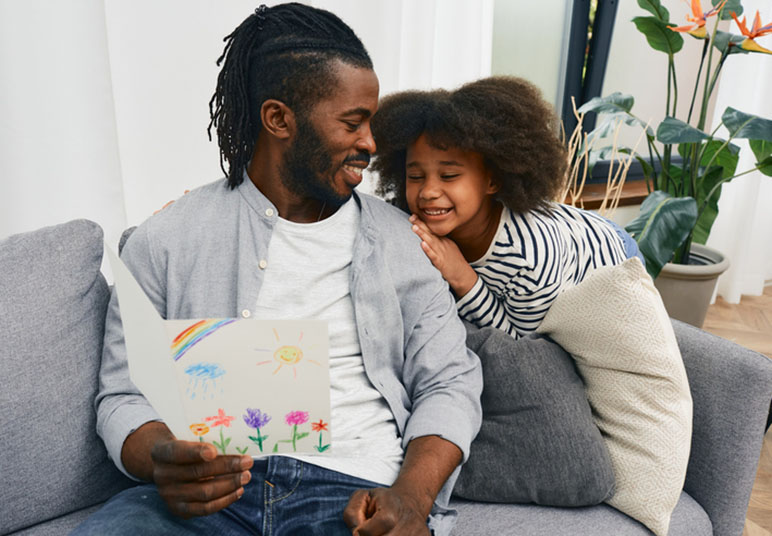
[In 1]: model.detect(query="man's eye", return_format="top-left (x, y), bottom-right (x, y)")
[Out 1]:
top-left (343, 121), bottom-right (360, 131)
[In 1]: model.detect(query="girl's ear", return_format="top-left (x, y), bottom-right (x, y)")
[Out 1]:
top-left (486, 169), bottom-right (501, 195)
top-left (261, 99), bottom-right (295, 140)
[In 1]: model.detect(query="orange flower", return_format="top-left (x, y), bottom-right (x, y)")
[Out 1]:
top-left (190, 423), bottom-right (210, 436)
top-left (311, 419), bottom-right (328, 432)
top-left (731, 10), bottom-right (772, 54)
top-left (669, 0), bottom-right (727, 38)
top-left (205, 408), bottom-right (235, 428)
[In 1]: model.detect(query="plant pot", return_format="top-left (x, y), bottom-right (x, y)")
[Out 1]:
top-left (653, 243), bottom-right (730, 328)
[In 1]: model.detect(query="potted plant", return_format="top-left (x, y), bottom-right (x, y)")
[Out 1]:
top-left (576, 0), bottom-right (772, 326)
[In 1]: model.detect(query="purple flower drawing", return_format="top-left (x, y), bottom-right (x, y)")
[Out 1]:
top-left (243, 408), bottom-right (271, 452)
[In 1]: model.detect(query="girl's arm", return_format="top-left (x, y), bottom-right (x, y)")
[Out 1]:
top-left (456, 277), bottom-right (561, 338)
top-left (411, 217), bottom-right (565, 338)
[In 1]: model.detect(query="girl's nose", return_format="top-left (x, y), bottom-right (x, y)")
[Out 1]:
top-left (419, 178), bottom-right (441, 200)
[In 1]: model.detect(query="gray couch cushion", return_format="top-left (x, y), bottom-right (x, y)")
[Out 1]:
top-left (454, 327), bottom-right (614, 506)
top-left (0, 220), bottom-right (134, 534)
top-left (449, 491), bottom-right (712, 535)
top-left (674, 319), bottom-right (772, 536)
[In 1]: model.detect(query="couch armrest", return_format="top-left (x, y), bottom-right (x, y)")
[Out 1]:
top-left (674, 319), bottom-right (772, 536)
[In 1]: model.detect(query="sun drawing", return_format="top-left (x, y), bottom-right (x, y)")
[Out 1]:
top-left (255, 328), bottom-right (322, 378)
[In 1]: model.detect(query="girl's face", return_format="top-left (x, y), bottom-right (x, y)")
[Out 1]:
top-left (405, 134), bottom-right (499, 238)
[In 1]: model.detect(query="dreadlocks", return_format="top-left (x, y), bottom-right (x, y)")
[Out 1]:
top-left (208, 3), bottom-right (373, 189)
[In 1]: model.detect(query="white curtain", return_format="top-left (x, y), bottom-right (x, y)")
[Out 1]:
top-left (706, 0), bottom-right (772, 303)
top-left (0, 0), bottom-right (493, 255)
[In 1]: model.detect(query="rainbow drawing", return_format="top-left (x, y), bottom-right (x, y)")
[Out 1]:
top-left (171, 319), bottom-right (237, 361)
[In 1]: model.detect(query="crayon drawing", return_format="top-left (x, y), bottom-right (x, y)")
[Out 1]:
top-left (311, 419), bottom-right (330, 453)
top-left (184, 362), bottom-right (226, 400)
top-left (255, 328), bottom-right (322, 379)
top-left (205, 408), bottom-right (235, 454)
top-left (273, 411), bottom-right (310, 452)
top-left (244, 408), bottom-right (271, 452)
top-left (172, 319), bottom-right (237, 361)
top-left (107, 244), bottom-right (331, 456)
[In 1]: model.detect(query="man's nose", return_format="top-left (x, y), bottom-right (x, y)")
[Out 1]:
top-left (356, 125), bottom-right (376, 155)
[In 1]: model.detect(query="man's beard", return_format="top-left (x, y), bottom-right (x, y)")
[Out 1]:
top-left (280, 117), bottom-right (350, 207)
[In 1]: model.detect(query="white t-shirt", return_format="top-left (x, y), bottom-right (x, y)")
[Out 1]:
top-left (252, 198), bottom-right (403, 485)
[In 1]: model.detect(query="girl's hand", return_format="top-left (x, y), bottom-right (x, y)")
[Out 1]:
top-left (409, 215), bottom-right (478, 297)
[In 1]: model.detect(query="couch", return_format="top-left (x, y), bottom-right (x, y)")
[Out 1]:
top-left (1, 219), bottom-right (771, 536)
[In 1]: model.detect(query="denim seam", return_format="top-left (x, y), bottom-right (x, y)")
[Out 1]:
top-left (264, 461), bottom-right (305, 534)
top-left (267, 461), bottom-right (305, 504)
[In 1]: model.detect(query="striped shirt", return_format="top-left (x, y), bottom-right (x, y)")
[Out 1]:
top-left (457, 202), bottom-right (627, 338)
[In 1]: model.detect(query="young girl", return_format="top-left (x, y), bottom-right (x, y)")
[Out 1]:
top-left (371, 76), bottom-right (643, 339)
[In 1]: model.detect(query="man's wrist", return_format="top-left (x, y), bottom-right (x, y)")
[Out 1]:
top-left (121, 421), bottom-right (174, 482)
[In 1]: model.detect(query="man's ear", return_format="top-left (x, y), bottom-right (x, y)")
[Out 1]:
top-left (261, 99), bottom-right (295, 140)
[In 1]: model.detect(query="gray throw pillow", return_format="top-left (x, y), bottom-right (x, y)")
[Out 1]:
top-left (453, 326), bottom-right (615, 506)
top-left (0, 220), bottom-right (134, 534)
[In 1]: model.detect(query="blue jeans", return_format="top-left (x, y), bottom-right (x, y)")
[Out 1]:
top-left (72, 456), bottom-right (382, 535)
top-left (604, 218), bottom-right (646, 267)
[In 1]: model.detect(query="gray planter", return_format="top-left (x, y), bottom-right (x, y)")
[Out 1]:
top-left (653, 243), bottom-right (730, 328)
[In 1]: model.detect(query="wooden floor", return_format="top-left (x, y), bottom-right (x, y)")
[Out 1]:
top-left (702, 285), bottom-right (772, 536)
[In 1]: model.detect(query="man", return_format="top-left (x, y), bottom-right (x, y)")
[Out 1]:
top-left (74, 4), bottom-right (482, 535)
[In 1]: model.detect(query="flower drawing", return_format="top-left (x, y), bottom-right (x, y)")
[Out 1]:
top-left (205, 408), bottom-right (235, 454)
top-left (273, 410), bottom-right (310, 453)
top-left (189, 423), bottom-right (210, 442)
top-left (311, 419), bottom-right (330, 453)
top-left (243, 408), bottom-right (272, 452)
top-left (206, 408), bottom-right (235, 428)
top-left (285, 411), bottom-right (309, 426)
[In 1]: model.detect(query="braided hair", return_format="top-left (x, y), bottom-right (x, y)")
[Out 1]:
top-left (208, 3), bottom-right (373, 188)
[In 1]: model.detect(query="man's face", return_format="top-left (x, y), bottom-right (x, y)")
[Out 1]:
top-left (280, 62), bottom-right (379, 206)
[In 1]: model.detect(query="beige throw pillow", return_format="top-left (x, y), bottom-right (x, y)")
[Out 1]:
top-left (536, 258), bottom-right (692, 536)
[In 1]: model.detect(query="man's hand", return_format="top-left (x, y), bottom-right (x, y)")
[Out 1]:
top-left (343, 487), bottom-right (430, 536)
top-left (343, 435), bottom-right (462, 536)
top-left (409, 215), bottom-right (478, 297)
top-left (122, 421), bottom-right (253, 519)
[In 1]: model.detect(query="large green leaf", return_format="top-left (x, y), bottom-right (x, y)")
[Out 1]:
top-left (693, 166), bottom-right (724, 244)
top-left (750, 140), bottom-right (772, 176)
top-left (713, 30), bottom-right (749, 55)
top-left (578, 92), bottom-right (634, 115)
top-left (677, 139), bottom-right (739, 170)
top-left (625, 191), bottom-right (698, 278)
top-left (722, 107), bottom-right (772, 141)
top-left (588, 111), bottom-right (653, 140)
top-left (633, 16), bottom-right (685, 55)
top-left (657, 117), bottom-right (710, 144)
top-left (638, 0), bottom-right (669, 21)
top-left (712, 0), bottom-right (743, 20)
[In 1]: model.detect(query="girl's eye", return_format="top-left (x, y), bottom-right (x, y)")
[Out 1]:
top-left (407, 175), bottom-right (424, 181)
top-left (441, 174), bottom-right (460, 180)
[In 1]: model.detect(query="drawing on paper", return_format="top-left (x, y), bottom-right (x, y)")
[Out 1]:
top-left (189, 423), bottom-right (210, 442)
top-left (311, 419), bottom-right (330, 453)
top-left (243, 408), bottom-right (271, 452)
top-left (255, 328), bottom-right (322, 378)
top-left (172, 319), bottom-right (237, 361)
top-left (205, 408), bottom-right (235, 454)
top-left (184, 362), bottom-right (226, 400)
top-left (273, 410), bottom-right (309, 452)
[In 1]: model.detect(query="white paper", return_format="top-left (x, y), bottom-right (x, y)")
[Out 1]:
top-left (105, 245), bottom-right (332, 457)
